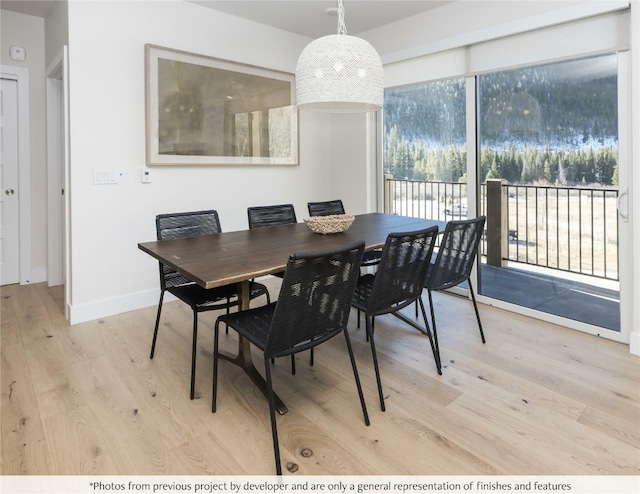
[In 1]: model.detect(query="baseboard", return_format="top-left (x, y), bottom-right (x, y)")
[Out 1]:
top-left (68, 288), bottom-right (166, 325)
top-left (66, 277), bottom-right (274, 325)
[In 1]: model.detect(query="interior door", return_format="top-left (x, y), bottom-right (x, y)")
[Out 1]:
top-left (0, 77), bottom-right (20, 286)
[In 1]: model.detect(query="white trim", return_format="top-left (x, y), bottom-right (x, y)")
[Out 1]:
top-left (1, 65), bottom-right (32, 285)
top-left (629, 0), bottom-right (640, 356)
top-left (46, 52), bottom-right (65, 287)
top-left (366, 111), bottom-right (380, 213)
top-left (617, 51), bottom-right (632, 346)
top-left (61, 46), bottom-right (71, 320)
top-left (69, 289), bottom-right (162, 325)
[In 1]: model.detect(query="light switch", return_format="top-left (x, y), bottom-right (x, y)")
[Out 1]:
top-left (93, 169), bottom-right (122, 184)
top-left (141, 168), bottom-right (152, 183)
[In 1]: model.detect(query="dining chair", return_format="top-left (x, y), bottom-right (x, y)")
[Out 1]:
top-left (212, 241), bottom-right (369, 475)
top-left (247, 203), bottom-right (301, 369)
top-left (307, 199), bottom-right (346, 217)
top-left (351, 226), bottom-right (440, 411)
top-left (247, 203), bottom-right (297, 280)
top-left (150, 209), bottom-right (270, 400)
top-left (247, 203), bottom-right (297, 229)
top-left (423, 216), bottom-right (487, 344)
top-left (307, 200), bottom-right (382, 268)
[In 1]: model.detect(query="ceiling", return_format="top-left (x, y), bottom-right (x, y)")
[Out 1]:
top-left (1, 0), bottom-right (58, 18)
top-left (2, 1), bottom-right (453, 38)
top-left (189, 1), bottom-right (452, 38)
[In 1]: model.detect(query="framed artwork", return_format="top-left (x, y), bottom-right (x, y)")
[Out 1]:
top-left (145, 44), bottom-right (298, 166)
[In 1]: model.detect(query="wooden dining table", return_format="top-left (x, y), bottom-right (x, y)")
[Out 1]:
top-left (138, 212), bottom-right (443, 414)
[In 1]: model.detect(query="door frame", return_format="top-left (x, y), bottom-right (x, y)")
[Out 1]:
top-left (46, 49), bottom-right (68, 288)
top-left (1, 65), bottom-right (31, 285)
top-left (470, 53), bottom-right (631, 345)
top-left (616, 50), bottom-right (632, 346)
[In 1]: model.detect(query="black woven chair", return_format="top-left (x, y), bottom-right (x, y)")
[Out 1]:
top-left (247, 203), bottom-right (297, 229)
top-left (247, 204), bottom-right (297, 279)
top-left (307, 199), bottom-right (346, 217)
top-left (424, 216), bottom-right (487, 345)
top-left (212, 241), bottom-right (369, 475)
top-left (150, 210), bottom-right (270, 400)
top-left (351, 226), bottom-right (440, 411)
top-left (307, 200), bottom-right (382, 268)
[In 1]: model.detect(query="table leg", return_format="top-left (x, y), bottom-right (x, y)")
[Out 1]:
top-left (218, 280), bottom-right (288, 415)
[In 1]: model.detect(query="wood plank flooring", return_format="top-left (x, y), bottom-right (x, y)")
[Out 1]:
top-left (1, 281), bottom-right (639, 476)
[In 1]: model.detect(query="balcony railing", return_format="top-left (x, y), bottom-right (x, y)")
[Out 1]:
top-left (384, 176), bottom-right (619, 281)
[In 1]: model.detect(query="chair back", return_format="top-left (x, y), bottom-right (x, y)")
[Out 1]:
top-left (365, 227), bottom-right (439, 315)
top-left (155, 210), bottom-right (222, 289)
top-left (247, 204), bottom-right (297, 229)
top-left (427, 216), bottom-right (486, 291)
top-left (307, 200), bottom-right (345, 217)
top-left (265, 241), bottom-right (365, 358)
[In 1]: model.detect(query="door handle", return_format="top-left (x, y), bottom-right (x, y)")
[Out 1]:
top-left (5, 188), bottom-right (15, 196)
top-left (617, 187), bottom-right (629, 222)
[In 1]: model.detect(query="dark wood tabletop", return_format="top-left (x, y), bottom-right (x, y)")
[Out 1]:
top-left (138, 212), bottom-right (443, 290)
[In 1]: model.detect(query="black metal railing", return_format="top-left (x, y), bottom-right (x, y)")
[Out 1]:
top-left (384, 177), bottom-right (619, 281)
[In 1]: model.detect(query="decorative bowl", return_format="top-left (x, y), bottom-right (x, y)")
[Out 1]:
top-left (304, 214), bottom-right (355, 234)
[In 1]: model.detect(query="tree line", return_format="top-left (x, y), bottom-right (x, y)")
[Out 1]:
top-left (385, 134), bottom-right (618, 187)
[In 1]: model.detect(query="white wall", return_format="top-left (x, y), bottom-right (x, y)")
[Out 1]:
top-left (44, 0), bottom-right (68, 68)
top-left (65, 0), bottom-right (367, 323)
top-left (1, 9), bottom-right (48, 284)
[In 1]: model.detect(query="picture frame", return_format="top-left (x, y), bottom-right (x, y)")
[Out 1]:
top-left (145, 44), bottom-right (298, 166)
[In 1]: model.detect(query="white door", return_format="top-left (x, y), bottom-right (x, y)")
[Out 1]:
top-left (0, 77), bottom-right (20, 286)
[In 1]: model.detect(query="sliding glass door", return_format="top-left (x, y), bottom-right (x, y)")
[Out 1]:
top-left (382, 51), bottom-right (631, 342)
top-left (475, 53), bottom-right (623, 337)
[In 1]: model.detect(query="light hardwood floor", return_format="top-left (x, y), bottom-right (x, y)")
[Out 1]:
top-left (1, 281), bottom-right (639, 476)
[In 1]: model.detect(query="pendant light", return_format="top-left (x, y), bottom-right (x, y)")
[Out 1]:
top-left (295, 0), bottom-right (384, 113)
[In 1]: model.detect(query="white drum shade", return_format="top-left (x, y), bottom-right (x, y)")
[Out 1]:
top-left (295, 34), bottom-right (384, 113)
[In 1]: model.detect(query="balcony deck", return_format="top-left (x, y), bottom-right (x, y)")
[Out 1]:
top-left (479, 264), bottom-right (620, 332)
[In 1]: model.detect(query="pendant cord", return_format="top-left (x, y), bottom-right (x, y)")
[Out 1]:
top-left (337, 0), bottom-right (347, 35)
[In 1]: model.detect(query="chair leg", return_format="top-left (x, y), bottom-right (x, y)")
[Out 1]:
top-left (264, 360), bottom-right (282, 475)
top-left (190, 311), bottom-right (198, 400)
top-left (212, 320), bottom-right (221, 413)
top-left (366, 316), bottom-right (375, 342)
top-left (343, 329), bottom-right (370, 426)
top-left (366, 316), bottom-right (385, 412)
top-left (150, 290), bottom-right (165, 359)
top-left (468, 280), bottom-right (486, 343)
top-left (290, 354), bottom-right (296, 375)
top-left (418, 297), bottom-right (442, 374)
top-left (426, 290), bottom-right (442, 375)
top-left (225, 302), bottom-right (230, 334)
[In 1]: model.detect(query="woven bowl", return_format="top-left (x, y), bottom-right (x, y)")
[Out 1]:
top-left (304, 214), bottom-right (355, 234)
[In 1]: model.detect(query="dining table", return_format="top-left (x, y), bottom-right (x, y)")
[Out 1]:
top-left (138, 212), bottom-right (443, 414)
